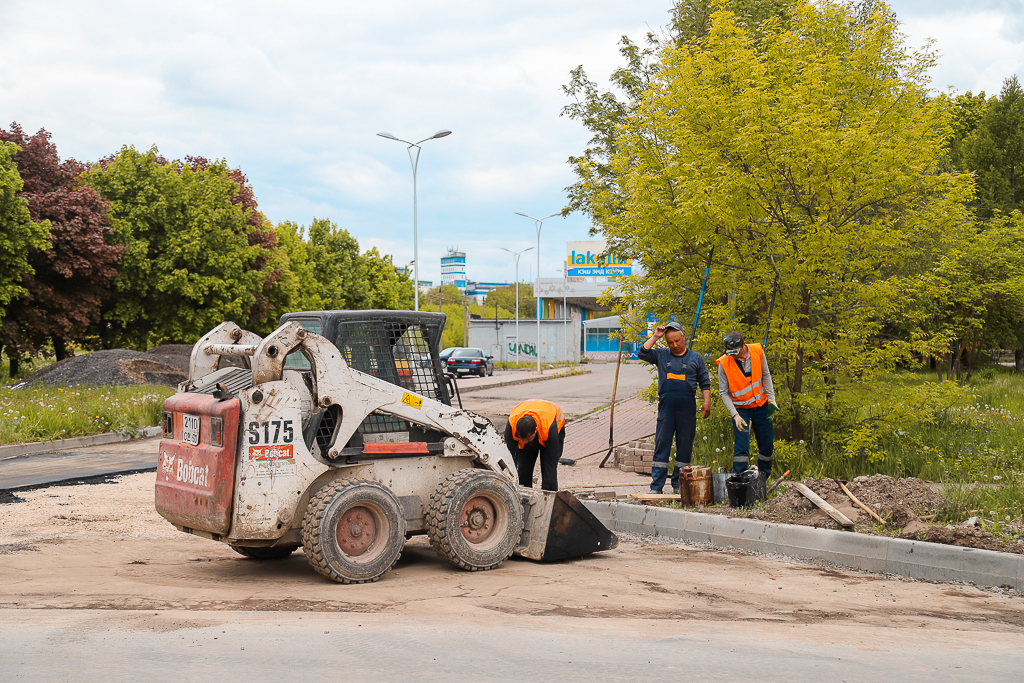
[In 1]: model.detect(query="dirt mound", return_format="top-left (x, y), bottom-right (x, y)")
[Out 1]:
top-left (753, 475), bottom-right (947, 531)
top-left (145, 344), bottom-right (193, 371)
top-left (24, 349), bottom-right (187, 387)
top-left (909, 526), bottom-right (1019, 554)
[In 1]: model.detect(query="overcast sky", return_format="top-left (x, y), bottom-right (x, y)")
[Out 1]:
top-left (1, 0), bottom-right (1021, 286)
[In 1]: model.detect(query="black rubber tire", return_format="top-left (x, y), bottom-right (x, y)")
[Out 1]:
top-left (426, 468), bottom-right (523, 571)
top-left (230, 545), bottom-right (298, 560)
top-left (301, 479), bottom-right (407, 584)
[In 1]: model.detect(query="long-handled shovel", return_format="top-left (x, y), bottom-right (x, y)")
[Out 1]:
top-left (599, 331), bottom-right (625, 468)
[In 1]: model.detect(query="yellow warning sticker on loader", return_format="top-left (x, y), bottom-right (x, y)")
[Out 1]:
top-left (401, 392), bottom-right (423, 410)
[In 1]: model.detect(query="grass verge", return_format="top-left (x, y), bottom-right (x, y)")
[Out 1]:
top-left (0, 384), bottom-right (175, 445)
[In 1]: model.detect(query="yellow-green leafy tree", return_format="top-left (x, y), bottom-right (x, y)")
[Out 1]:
top-left (569, 0), bottom-right (973, 439)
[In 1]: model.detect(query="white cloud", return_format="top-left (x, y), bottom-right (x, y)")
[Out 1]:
top-left (2, 0), bottom-right (1022, 282)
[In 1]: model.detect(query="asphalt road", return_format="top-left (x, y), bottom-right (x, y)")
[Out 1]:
top-left (3, 610), bottom-right (1017, 682)
top-left (461, 361), bottom-right (652, 425)
top-left (0, 438), bottom-right (159, 490)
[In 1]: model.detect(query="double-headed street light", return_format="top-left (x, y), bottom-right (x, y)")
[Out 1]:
top-left (377, 129), bottom-right (452, 311)
top-left (515, 211), bottom-right (560, 371)
top-left (500, 246), bottom-right (533, 364)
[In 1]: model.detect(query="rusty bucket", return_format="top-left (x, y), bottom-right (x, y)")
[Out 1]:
top-left (683, 466), bottom-right (713, 507)
top-left (679, 466), bottom-right (694, 506)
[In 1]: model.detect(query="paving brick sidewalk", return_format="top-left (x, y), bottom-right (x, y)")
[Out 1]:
top-left (558, 396), bottom-right (658, 496)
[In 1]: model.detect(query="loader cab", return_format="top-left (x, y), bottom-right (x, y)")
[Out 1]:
top-left (279, 310), bottom-right (452, 406)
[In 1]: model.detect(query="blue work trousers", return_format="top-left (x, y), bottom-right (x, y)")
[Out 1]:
top-left (651, 393), bottom-right (696, 492)
top-left (732, 403), bottom-right (774, 477)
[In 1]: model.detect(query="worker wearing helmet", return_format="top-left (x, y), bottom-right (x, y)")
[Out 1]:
top-left (639, 321), bottom-right (712, 494)
top-left (504, 399), bottom-right (566, 492)
top-left (717, 332), bottom-right (777, 479)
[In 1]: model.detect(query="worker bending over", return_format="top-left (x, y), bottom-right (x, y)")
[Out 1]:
top-left (503, 399), bottom-right (566, 492)
top-left (639, 321), bottom-right (712, 494)
top-left (717, 332), bottom-right (777, 480)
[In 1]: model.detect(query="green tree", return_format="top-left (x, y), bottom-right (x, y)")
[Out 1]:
top-left (361, 247), bottom-right (414, 310)
top-left (964, 76), bottom-right (1024, 216)
top-left (85, 146), bottom-right (271, 348)
top-left (0, 141), bottom-right (50, 326)
top-left (0, 125), bottom-right (122, 370)
top-left (946, 90), bottom-right (989, 172)
top-left (912, 214), bottom-right (1024, 380)
top-left (571, 1), bottom-right (972, 438)
top-left (299, 218), bottom-right (366, 311)
top-left (561, 0), bottom-right (796, 221)
top-left (275, 218), bottom-right (413, 319)
top-left (273, 220), bottom-right (318, 313)
top-left (484, 284), bottom-right (535, 319)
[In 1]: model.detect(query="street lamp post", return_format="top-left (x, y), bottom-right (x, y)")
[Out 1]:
top-left (557, 262), bottom-right (569, 363)
top-left (377, 129), bottom-right (452, 311)
top-left (500, 246), bottom-right (533, 365)
top-left (515, 211), bottom-right (560, 372)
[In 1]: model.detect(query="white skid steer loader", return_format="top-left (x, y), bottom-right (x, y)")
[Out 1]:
top-left (155, 312), bottom-right (617, 584)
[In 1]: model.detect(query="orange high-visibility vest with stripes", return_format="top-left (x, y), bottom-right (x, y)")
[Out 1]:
top-left (716, 343), bottom-right (768, 409)
top-left (509, 400), bottom-right (566, 449)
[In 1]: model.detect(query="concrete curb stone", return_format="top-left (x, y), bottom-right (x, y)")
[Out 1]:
top-left (584, 500), bottom-right (1023, 591)
top-left (0, 426), bottom-right (161, 459)
top-left (457, 369), bottom-right (591, 394)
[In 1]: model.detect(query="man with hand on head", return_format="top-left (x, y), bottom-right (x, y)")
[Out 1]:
top-left (717, 332), bottom-right (777, 481)
top-left (503, 399), bottom-right (566, 492)
top-left (638, 321), bottom-right (712, 494)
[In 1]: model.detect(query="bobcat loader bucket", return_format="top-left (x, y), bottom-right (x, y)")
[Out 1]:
top-left (515, 489), bottom-right (618, 562)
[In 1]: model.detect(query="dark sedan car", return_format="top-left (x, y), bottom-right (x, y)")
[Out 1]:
top-left (445, 347), bottom-right (494, 377)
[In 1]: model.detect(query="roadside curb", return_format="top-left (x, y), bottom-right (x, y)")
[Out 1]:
top-left (583, 500), bottom-right (1023, 591)
top-left (0, 426), bottom-right (162, 460)
top-left (457, 369), bottom-right (591, 394)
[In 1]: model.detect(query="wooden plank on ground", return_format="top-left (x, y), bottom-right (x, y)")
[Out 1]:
top-left (793, 482), bottom-right (854, 528)
top-left (628, 493), bottom-right (681, 502)
top-left (837, 480), bottom-right (886, 526)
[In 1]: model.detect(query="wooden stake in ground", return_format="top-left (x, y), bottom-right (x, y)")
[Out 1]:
top-left (836, 480), bottom-right (886, 526)
top-left (599, 331), bottom-right (625, 469)
top-left (793, 482), bottom-right (854, 529)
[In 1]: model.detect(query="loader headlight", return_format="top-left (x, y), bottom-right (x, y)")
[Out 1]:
top-left (162, 411), bottom-right (174, 439)
top-left (211, 417), bottom-right (224, 447)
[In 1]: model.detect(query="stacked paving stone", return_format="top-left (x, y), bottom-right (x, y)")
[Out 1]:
top-left (613, 439), bottom-right (655, 474)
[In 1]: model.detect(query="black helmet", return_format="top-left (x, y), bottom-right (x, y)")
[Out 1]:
top-left (723, 332), bottom-right (744, 356)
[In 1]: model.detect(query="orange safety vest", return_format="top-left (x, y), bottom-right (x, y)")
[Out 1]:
top-left (509, 400), bottom-right (566, 449)
top-left (716, 343), bottom-right (768, 409)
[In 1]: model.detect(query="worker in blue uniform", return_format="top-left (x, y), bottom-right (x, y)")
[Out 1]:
top-left (638, 321), bottom-right (712, 494)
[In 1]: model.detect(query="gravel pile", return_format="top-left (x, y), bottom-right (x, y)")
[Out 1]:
top-left (23, 349), bottom-right (188, 387)
top-left (146, 345), bottom-right (193, 372)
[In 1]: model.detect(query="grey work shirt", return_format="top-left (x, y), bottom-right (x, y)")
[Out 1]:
top-left (638, 346), bottom-right (711, 398)
top-left (717, 352), bottom-right (776, 418)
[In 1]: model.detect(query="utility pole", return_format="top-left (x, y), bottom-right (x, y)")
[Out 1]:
top-left (376, 129), bottom-right (452, 311)
top-left (515, 211), bottom-right (560, 371)
top-left (500, 246), bottom-right (533, 366)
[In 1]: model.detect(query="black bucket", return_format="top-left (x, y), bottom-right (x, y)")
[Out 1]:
top-left (726, 471), bottom-right (767, 508)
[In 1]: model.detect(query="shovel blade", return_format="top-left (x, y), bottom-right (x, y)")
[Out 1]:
top-left (515, 489), bottom-right (619, 562)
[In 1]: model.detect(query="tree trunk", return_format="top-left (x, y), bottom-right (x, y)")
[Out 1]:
top-left (966, 317), bottom-right (990, 382)
top-left (789, 287), bottom-right (811, 441)
top-left (8, 354), bottom-right (20, 378)
top-left (1016, 348), bottom-right (1023, 372)
top-left (54, 337), bottom-right (68, 361)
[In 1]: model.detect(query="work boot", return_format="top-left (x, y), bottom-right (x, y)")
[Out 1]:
top-left (672, 486), bottom-right (681, 495)
top-left (649, 488), bottom-right (663, 495)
